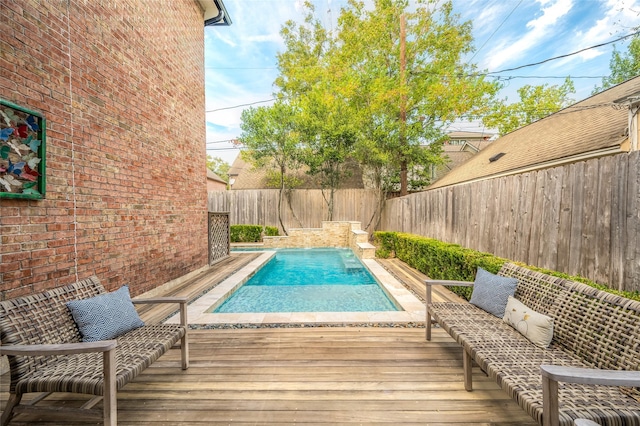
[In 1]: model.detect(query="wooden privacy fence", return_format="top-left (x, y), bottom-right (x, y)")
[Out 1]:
top-left (380, 151), bottom-right (640, 293)
top-left (208, 189), bottom-right (380, 234)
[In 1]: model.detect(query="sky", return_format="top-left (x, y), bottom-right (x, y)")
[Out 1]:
top-left (203, 0), bottom-right (640, 166)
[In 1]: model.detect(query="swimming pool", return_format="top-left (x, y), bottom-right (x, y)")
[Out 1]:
top-left (211, 248), bottom-right (400, 313)
top-left (163, 251), bottom-right (425, 325)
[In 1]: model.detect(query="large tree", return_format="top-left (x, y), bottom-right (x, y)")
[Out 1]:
top-left (276, 4), bottom-right (357, 219)
top-left (276, 0), bottom-right (498, 199)
top-left (297, 88), bottom-right (359, 220)
top-left (483, 77), bottom-right (575, 135)
top-left (340, 0), bottom-right (498, 196)
top-left (238, 102), bottom-right (302, 234)
top-left (594, 34), bottom-right (640, 94)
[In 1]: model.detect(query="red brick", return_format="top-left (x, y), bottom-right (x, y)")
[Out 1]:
top-left (0, 0), bottom-right (209, 299)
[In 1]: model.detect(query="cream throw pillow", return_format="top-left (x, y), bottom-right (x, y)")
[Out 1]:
top-left (503, 296), bottom-right (554, 348)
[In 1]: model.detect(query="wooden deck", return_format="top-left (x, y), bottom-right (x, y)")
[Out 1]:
top-left (1, 255), bottom-right (537, 425)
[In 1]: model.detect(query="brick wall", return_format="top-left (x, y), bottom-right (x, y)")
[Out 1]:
top-left (0, 0), bottom-right (209, 298)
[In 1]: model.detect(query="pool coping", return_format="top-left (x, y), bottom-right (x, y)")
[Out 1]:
top-left (165, 251), bottom-right (426, 326)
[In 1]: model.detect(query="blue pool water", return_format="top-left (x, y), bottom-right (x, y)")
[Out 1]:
top-left (212, 248), bottom-right (400, 313)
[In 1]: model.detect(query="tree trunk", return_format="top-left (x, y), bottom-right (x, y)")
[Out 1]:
top-left (400, 160), bottom-right (408, 196)
top-left (399, 14), bottom-right (408, 197)
top-left (278, 165), bottom-right (287, 235)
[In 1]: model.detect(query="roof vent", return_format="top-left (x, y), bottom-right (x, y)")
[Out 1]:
top-left (489, 152), bottom-right (506, 162)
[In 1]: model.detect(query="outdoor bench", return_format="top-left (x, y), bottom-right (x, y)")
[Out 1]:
top-left (426, 262), bottom-right (640, 426)
top-left (0, 276), bottom-right (189, 426)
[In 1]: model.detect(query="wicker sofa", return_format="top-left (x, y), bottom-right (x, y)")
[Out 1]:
top-left (0, 276), bottom-right (189, 426)
top-left (426, 263), bottom-right (640, 426)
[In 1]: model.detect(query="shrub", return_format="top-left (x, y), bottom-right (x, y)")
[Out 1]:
top-left (373, 231), bottom-right (640, 302)
top-left (264, 226), bottom-right (279, 236)
top-left (230, 225), bottom-right (280, 242)
top-left (230, 225), bottom-right (263, 243)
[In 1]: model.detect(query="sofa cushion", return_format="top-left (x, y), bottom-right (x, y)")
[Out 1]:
top-left (503, 295), bottom-right (554, 348)
top-left (67, 285), bottom-right (144, 342)
top-left (469, 267), bottom-right (518, 317)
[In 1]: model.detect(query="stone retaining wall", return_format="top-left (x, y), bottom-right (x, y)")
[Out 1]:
top-left (263, 221), bottom-right (376, 259)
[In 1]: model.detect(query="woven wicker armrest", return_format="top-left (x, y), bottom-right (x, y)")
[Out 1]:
top-left (541, 365), bottom-right (640, 426)
top-left (0, 340), bottom-right (117, 357)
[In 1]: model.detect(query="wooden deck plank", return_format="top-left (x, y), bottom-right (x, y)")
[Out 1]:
top-left (1, 328), bottom-right (536, 425)
top-left (136, 253), bottom-right (260, 323)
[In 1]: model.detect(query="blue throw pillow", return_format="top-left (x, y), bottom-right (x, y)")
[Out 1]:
top-left (469, 267), bottom-right (518, 317)
top-left (67, 285), bottom-right (144, 342)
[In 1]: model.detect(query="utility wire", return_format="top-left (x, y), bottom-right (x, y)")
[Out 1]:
top-left (206, 138), bottom-right (238, 145)
top-left (206, 98), bottom-right (275, 112)
top-left (207, 147), bottom-right (241, 151)
top-left (468, 0), bottom-right (524, 63)
top-left (486, 31), bottom-right (640, 74)
top-left (206, 32), bottom-right (638, 113)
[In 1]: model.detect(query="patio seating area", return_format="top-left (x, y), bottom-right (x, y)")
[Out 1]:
top-left (0, 255), bottom-right (538, 425)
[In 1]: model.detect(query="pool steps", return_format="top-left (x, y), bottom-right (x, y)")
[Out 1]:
top-left (339, 251), bottom-right (365, 272)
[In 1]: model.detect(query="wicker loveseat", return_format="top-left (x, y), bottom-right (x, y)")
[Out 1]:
top-left (0, 276), bottom-right (189, 426)
top-left (426, 263), bottom-right (640, 426)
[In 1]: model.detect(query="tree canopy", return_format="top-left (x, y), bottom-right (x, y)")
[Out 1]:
top-left (483, 77), bottom-right (575, 136)
top-left (593, 34), bottom-right (640, 94)
top-left (239, 101), bottom-right (302, 233)
top-left (272, 0), bottom-right (498, 197)
top-left (206, 155), bottom-right (230, 184)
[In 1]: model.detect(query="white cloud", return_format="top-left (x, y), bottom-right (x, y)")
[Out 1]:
top-left (546, 0), bottom-right (640, 71)
top-left (576, 0), bottom-right (640, 45)
top-left (245, 34), bottom-right (283, 44)
top-left (483, 0), bottom-right (574, 70)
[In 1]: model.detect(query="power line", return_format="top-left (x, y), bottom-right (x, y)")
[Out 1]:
top-left (204, 74), bottom-right (604, 112)
top-left (468, 0), bottom-right (524, 63)
top-left (205, 66), bottom-right (278, 70)
top-left (206, 98), bottom-right (275, 113)
top-left (486, 31), bottom-right (640, 75)
top-left (205, 32), bottom-right (639, 113)
top-left (206, 139), bottom-right (238, 145)
top-left (497, 75), bottom-right (605, 79)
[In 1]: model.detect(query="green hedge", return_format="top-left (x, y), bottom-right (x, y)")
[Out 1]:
top-left (373, 231), bottom-right (640, 302)
top-left (230, 225), bottom-right (279, 242)
top-left (264, 226), bottom-right (279, 236)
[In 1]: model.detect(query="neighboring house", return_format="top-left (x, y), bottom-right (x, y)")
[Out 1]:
top-left (446, 130), bottom-right (495, 147)
top-left (207, 169), bottom-right (227, 191)
top-left (429, 131), bottom-right (496, 183)
top-left (228, 131), bottom-right (495, 191)
top-left (428, 76), bottom-right (640, 190)
top-left (0, 0), bottom-right (231, 299)
top-left (228, 155), bottom-right (365, 190)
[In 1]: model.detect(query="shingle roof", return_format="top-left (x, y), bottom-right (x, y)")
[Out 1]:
top-left (447, 131), bottom-right (496, 140)
top-left (228, 154), bottom-right (365, 189)
top-left (206, 169), bottom-right (226, 184)
top-left (427, 76), bottom-right (640, 190)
